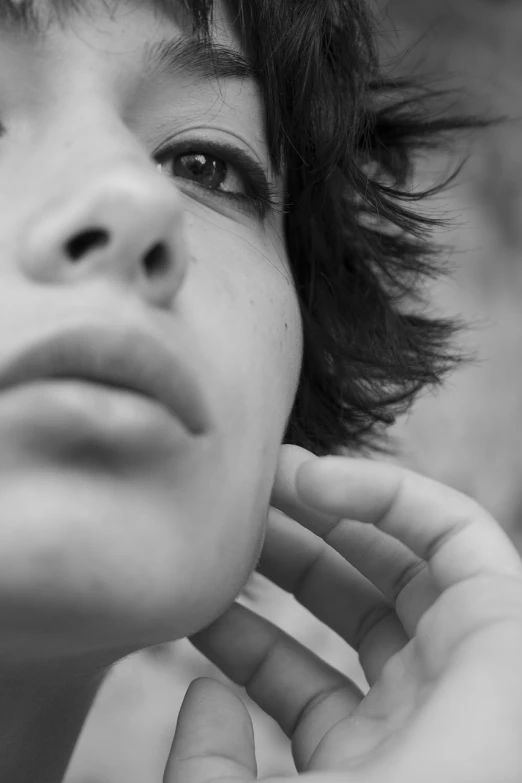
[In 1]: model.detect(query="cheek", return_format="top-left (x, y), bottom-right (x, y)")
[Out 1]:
top-left (168, 217), bottom-right (302, 612)
top-left (186, 214), bottom-right (303, 442)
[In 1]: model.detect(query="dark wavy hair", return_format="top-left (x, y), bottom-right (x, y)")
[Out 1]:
top-left (4, 0), bottom-right (479, 456)
top-left (181, 0), bottom-right (480, 457)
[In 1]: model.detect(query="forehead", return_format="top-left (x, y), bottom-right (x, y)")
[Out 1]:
top-left (0, 0), bottom-right (277, 167)
top-left (0, 0), bottom-right (206, 36)
top-left (0, 0), bottom-right (256, 91)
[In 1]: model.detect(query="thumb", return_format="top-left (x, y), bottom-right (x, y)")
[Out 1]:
top-left (164, 677), bottom-right (258, 783)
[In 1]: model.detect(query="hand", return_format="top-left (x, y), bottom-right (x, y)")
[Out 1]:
top-left (163, 445), bottom-right (522, 783)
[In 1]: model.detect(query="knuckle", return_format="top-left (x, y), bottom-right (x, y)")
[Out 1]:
top-left (390, 558), bottom-right (428, 600)
top-left (353, 601), bottom-right (397, 651)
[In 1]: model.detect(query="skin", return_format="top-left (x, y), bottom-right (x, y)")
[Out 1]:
top-left (2, 3), bottom-right (522, 783)
top-left (0, 0), bottom-right (302, 780)
top-left (167, 445), bottom-right (522, 783)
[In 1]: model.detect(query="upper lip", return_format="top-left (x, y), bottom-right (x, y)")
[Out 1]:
top-left (0, 324), bottom-right (210, 436)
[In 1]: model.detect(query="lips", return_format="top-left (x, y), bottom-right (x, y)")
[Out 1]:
top-left (0, 324), bottom-right (210, 436)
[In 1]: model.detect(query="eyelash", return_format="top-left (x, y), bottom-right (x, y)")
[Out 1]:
top-left (154, 140), bottom-right (281, 220)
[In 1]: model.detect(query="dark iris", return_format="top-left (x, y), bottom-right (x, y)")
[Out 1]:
top-left (174, 152), bottom-right (227, 190)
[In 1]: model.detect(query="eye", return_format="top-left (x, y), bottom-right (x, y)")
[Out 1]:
top-left (160, 150), bottom-right (243, 194)
top-left (154, 141), bottom-right (281, 220)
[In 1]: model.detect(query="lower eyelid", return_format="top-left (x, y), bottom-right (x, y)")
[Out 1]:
top-left (174, 178), bottom-right (262, 220)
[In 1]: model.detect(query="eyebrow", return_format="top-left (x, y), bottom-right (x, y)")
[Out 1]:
top-left (0, 0), bottom-right (257, 87)
top-left (143, 37), bottom-right (257, 86)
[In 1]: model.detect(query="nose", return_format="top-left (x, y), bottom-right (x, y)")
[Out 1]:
top-left (17, 163), bottom-right (188, 309)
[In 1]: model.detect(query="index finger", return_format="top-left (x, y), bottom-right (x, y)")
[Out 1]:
top-left (296, 455), bottom-right (522, 590)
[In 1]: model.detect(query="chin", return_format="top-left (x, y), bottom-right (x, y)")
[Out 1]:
top-left (0, 451), bottom-right (264, 663)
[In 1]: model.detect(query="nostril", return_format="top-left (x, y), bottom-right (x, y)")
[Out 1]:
top-left (143, 242), bottom-right (170, 276)
top-left (65, 229), bottom-right (110, 261)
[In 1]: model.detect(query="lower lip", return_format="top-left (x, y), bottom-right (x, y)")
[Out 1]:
top-left (0, 379), bottom-right (190, 456)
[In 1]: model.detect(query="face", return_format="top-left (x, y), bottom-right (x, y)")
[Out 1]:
top-left (0, 0), bottom-right (302, 661)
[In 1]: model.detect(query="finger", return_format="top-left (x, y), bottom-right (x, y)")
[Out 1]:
top-left (264, 497), bottom-right (438, 637)
top-left (271, 445), bottom-right (338, 537)
top-left (164, 677), bottom-right (257, 783)
top-left (258, 508), bottom-right (408, 684)
top-left (271, 447), bottom-right (439, 631)
top-left (296, 454), bottom-right (522, 589)
top-left (324, 519), bottom-right (439, 635)
top-left (190, 601), bottom-right (365, 771)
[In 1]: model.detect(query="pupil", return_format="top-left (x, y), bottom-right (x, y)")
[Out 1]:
top-left (176, 153), bottom-right (226, 189)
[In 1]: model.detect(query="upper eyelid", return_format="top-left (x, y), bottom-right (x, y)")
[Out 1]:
top-left (155, 144), bottom-right (242, 178)
top-left (154, 139), bottom-right (274, 194)
top-left (152, 134), bottom-right (271, 176)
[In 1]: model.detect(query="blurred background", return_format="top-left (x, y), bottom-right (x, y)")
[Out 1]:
top-left (65, 1), bottom-right (522, 779)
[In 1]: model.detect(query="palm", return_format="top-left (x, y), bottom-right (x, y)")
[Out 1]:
top-left (297, 564), bottom-right (522, 779)
top-left (166, 446), bottom-right (522, 783)
top-left (308, 640), bottom-right (421, 770)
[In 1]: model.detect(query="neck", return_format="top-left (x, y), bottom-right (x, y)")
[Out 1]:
top-left (0, 657), bottom-right (112, 783)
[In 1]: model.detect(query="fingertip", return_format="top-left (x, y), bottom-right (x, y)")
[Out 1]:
top-left (165, 676), bottom-right (257, 782)
top-left (276, 445), bottom-right (318, 479)
top-left (295, 455), bottom-right (344, 506)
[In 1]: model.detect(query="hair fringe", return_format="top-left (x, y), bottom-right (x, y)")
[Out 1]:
top-left (176, 0), bottom-right (489, 456)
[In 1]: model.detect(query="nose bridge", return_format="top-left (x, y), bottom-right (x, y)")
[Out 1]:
top-left (13, 112), bottom-right (189, 309)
